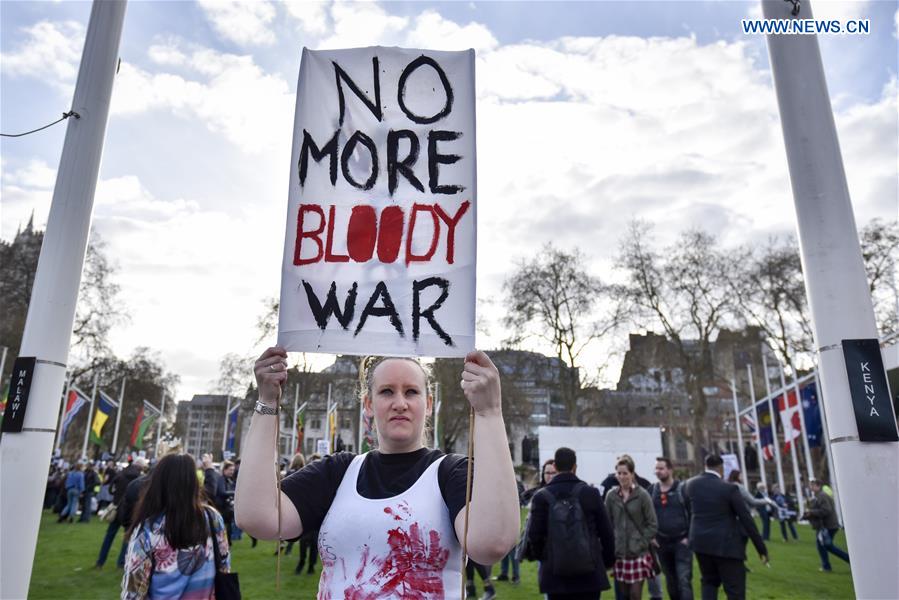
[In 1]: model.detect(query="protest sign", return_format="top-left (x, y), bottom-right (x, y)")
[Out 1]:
top-left (278, 47), bottom-right (477, 357)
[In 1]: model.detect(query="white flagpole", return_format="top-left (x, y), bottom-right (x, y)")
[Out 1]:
top-left (747, 365), bottom-right (767, 489)
top-left (54, 376), bottom-right (72, 453)
top-left (357, 390), bottom-right (364, 452)
top-left (787, 369), bottom-right (815, 483)
top-left (81, 373), bottom-right (99, 459)
top-left (0, 347), bottom-right (7, 383)
top-left (111, 378), bottom-right (125, 456)
top-left (761, 353), bottom-right (786, 492)
top-left (764, 1), bottom-right (899, 593)
top-left (0, 5), bottom-right (127, 595)
top-left (777, 364), bottom-right (805, 516)
top-left (813, 370), bottom-right (841, 524)
top-left (326, 383), bottom-right (332, 454)
top-left (433, 382), bottom-right (441, 449)
top-left (155, 391), bottom-right (165, 458)
top-left (221, 396), bottom-right (231, 457)
top-left (730, 378), bottom-right (747, 479)
top-left (293, 384), bottom-right (299, 454)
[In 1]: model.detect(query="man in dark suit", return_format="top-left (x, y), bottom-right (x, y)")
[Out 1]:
top-left (683, 454), bottom-right (768, 600)
top-left (526, 447), bottom-right (616, 600)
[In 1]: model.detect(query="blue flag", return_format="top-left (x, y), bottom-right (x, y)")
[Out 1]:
top-left (801, 382), bottom-right (823, 448)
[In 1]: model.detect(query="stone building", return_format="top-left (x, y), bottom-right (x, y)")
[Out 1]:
top-left (175, 394), bottom-right (240, 460)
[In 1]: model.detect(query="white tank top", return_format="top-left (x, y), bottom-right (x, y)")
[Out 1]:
top-left (316, 453), bottom-right (463, 599)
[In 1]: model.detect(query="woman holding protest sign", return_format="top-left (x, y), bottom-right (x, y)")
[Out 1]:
top-left (235, 346), bottom-right (520, 598)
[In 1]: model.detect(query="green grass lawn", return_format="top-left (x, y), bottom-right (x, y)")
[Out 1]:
top-left (30, 510), bottom-right (853, 599)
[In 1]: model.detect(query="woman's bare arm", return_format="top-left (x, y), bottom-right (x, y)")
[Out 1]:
top-left (234, 347), bottom-right (303, 540)
top-left (454, 351), bottom-right (521, 564)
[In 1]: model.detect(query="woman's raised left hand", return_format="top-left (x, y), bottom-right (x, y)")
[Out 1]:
top-left (460, 350), bottom-right (502, 417)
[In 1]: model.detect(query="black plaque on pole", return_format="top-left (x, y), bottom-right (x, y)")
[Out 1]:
top-left (1, 357), bottom-right (37, 433)
top-left (841, 339), bottom-right (899, 442)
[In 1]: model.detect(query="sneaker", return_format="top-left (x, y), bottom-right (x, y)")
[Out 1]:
top-left (511, 576), bottom-right (520, 585)
top-left (481, 589), bottom-right (497, 600)
top-left (494, 574), bottom-right (509, 582)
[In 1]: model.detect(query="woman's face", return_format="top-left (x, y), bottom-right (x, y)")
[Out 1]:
top-left (615, 464), bottom-right (634, 489)
top-left (365, 359), bottom-right (431, 453)
top-left (543, 463), bottom-right (558, 484)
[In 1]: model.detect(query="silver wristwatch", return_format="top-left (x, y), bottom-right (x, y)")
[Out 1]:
top-left (254, 401), bottom-right (279, 416)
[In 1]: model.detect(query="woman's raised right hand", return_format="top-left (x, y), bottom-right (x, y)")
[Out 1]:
top-left (255, 346), bottom-right (288, 406)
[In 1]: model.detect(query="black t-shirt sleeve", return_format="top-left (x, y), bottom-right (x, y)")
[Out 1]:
top-left (437, 453), bottom-right (470, 531)
top-left (280, 452), bottom-right (354, 537)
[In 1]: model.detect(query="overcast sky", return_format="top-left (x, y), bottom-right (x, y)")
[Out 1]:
top-left (2, 0), bottom-right (896, 400)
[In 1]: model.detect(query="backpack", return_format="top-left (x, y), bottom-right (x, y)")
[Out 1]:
top-left (650, 481), bottom-right (689, 539)
top-left (543, 482), bottom-right (599, 576)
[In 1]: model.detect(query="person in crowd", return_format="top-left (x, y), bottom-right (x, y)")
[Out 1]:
top-left (465, 559), bottom-right (496, 600)
top-left (600, 455), bottom-right (651, 501)
top-left (98, 460), bottom-right (119, 512)
top-left (201, 453), bottom-right (227, 516)
top-left (526, 446), bottom-right (615, 600)
top-left (235, 347), bottom-right (520, 598)
top-left (605, 456), bottom-right (657, 600)
top-left (770, 484), bottom-right (799, 542)
top-left (220, 460), bottom-right (237, 544)
top-left (651, 456), bottom-right (693, 600)
top-left (727, 470), bottom-right (774, 514)
top-left (683, 454), bottom-right (768, 600)
top-left (45, 465), bottom-right (64, 510)
top-left (122, 453), bottom-right (230, 599)
top-left (801, 479), bottom-right (849, 572)
top-left (80, 462), bottom-right (100, 522)
top-left (96, 457), bottom-right (149, 569)
top-left (523, 458), bottom-right (558, 505)
top-left (495, 476), bottom-right (526, 585)
top-left (58, 463), bottom-right (84, 523)
top-left (753, 483), bottom-right (772, 541)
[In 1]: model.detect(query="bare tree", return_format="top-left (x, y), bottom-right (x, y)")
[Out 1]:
top-left (255, 297), bottom-right (279, 344)
top-left (860, 218), bottom-right (899, 336)
top-left (214, 352), bottom-right (253, 398)
top-left (502, 244), bottom-right (621, 425)
top-left (730, 235), bottom-right (813, 373)
top-left (619, 222), bottom-right (740, 469)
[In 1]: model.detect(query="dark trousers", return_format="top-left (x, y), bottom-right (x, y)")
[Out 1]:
top-left (815, 528), bottom-right (850, 570)
top-left (778, 519), bottom-right (798, 541)
top-left (499, 547), bottom-right (520, 579)
top-left (465, 560), bottom-right (493, 596)
top-left (96, 520), bottom-right (129, 567)
top-left (79, 492), bottom-right (94, 522)
top-left (658, 540), bottom-right (694, 600)
top-left (296, 537), bottom-right (318, 573)
top-left (695, 553), bottom-right (745, 600)
top-left (759, 511), bottom-right (770, 541)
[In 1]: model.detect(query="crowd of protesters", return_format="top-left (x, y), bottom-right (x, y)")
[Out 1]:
top-left (42, 443), bottom-right (848, 600)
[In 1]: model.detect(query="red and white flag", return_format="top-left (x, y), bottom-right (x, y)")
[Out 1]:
top-left (778, 390), bottom-right (802, 453)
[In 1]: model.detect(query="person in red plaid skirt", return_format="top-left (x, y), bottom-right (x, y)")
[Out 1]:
top-left (605, 457), bottom-right (657, 600)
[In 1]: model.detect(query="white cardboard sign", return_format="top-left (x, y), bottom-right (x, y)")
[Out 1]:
top-left (278, 47), bottom-right (476, 357)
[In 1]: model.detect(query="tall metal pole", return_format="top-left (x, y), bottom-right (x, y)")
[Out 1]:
top-left (764, 1), bottom-right (899, 594)
top-left (326, 383), bottom-right (332, 454)
top-left (813, 371), bottom-right (842, 524)
top-left (155, 391), bottom-right (165, 458)
top-left (54, 376), bottom-right (72, 453)
top-left (730, 378), bottom-right (747, 479)
top-left (221, 396), bottom-right (232, 457)
top-left (0, 3), bottom-right (127, 596)
top-left (776, 364), bottom-right (806, 516)
top-left (293, 384), bottom-right (299, 454)
top-left (433, 382), bottom-right (441, 449)
top-left (111, 377), bottom-right (125, 455)
top-left (746, 365), bottom-right (767, 489)
top-left (0, 346), bottom-right (7, 382)
top-left (761, 353), bottom-right (786, 492)
top-left (81, 373), bottom-right (99, 459)
top-left (782, 363), bottom-right (815, 483)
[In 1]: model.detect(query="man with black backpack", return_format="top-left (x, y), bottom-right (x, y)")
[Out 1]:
top-left (526, 447), bottom-right (616, 599)
top-left (651, 457), bottom-right (693, 600)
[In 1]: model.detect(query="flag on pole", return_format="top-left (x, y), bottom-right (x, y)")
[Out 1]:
top-left (296, 404), bottom-right (306, 453)
top-left (225, 404), bottom-right (239, 453)
top-left (328, 404), bottom-right (337, 453)
top-left (130, 400), bottom-right (159, 450)
top-left (800, 381), bottom-right (823, 447)
top-left (60, 386), bottom-right (90, 444)
top-left (778, 389), bottom-right (802, 453)
top-left (89, 390), bottom-right (119, 446)
top-left (755, 400), bottom-right (775, 460)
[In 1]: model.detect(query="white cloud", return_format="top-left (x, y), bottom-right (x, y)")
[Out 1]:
top-left (111, 45), bottom-right (294, 154)
top-left (198, 0), bottom-right (277, 46)
top-left (894, 8), bottom-right (898, 39)
top-left (0, 20), bottom-right (84, 86)
top-left (284, 0), bottom-right (330, 36)
top-left (405, 10), bottom-right (498, 52)
top-left (317, 1), bottom-right (408, 48)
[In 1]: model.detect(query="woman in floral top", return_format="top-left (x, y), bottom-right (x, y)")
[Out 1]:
top-left (122, 453), bottom-right (231, 600)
